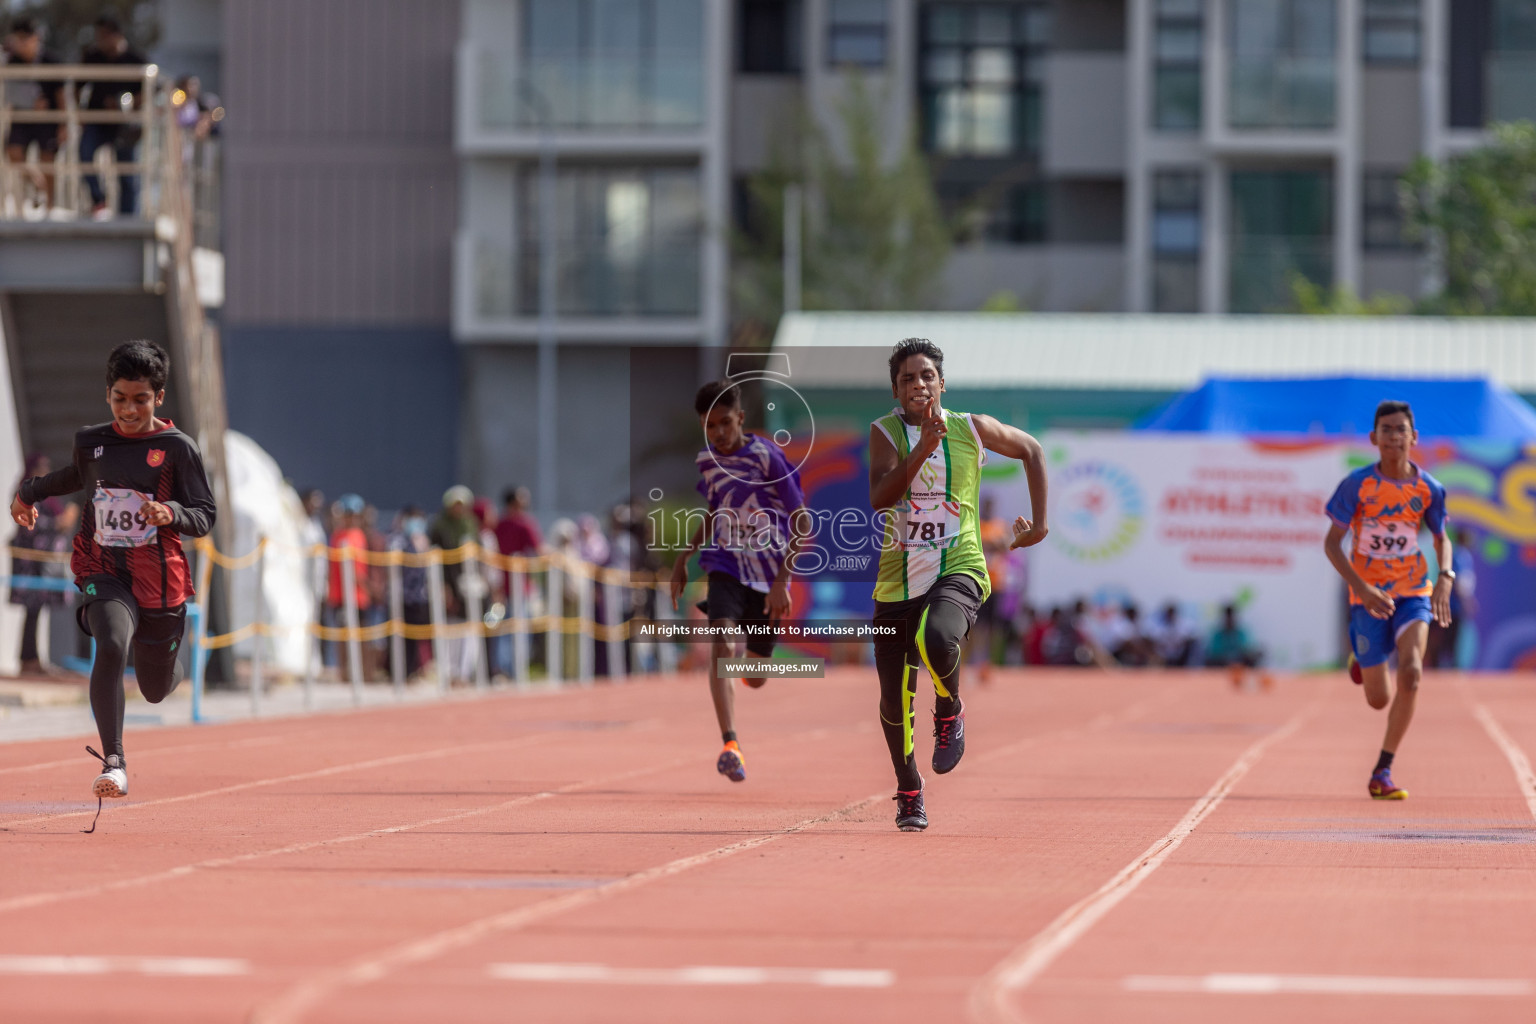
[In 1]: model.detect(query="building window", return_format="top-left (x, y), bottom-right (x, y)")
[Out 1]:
top-left (741, 0), bottom-right (803, 73)
top-left (518, 167), bottom-right (702, 316)
top-left (827, 0), bottom-right (889, 67)
top-left (941, 182), bottom-right (1047, 244)
top-left (1363, 0), bottom-right (1420, 64)
top-left (504, 0), bottom-right (704, 130)
top-left (1229, 169), bottom-right (1334, 312)
top-left (1362, 170), bottom-right (1411, 249)
top-left (1489, 0), bottom-right (1536, 122)
top-left (920, 3), bottom-right (1051, 156)
top-left (1228, 0), bottom-right (1337, 130)
top-left (1154, 0), bottom-right (1203, 131)
top-left (1152, 170), bottom-right (1201, 312)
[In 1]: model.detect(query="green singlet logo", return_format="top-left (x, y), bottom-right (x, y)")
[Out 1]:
top-left (85, 584), bottom-right (97, 596)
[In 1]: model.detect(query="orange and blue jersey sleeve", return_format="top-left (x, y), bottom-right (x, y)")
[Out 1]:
top-left (1422, 472), bottom-right (1448, 537)
top-left (1325, 468), bottom-right (1367, 530)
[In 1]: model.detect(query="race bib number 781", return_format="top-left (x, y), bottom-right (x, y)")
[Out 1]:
top-left (93, 486), bottom-right (158, 548)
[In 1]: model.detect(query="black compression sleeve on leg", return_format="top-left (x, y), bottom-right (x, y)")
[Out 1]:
top-left (132, 641), bottom-right (183, 703)
top-left (85, 602), bottom-right (135, 759)
top-left (875, 638), bottom-right (923, 791)
top-left (918, 598), bottom-right (969, 718)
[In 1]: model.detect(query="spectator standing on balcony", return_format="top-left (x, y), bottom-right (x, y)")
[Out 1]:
top-left (79, 14), bottom-right (147, 219)
top-left (8, 453), bottom-right (76, 674)
top-left (3, 18), bottom-right (63, 213)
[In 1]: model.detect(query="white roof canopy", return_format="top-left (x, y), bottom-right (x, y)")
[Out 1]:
top-left (771, 313), bottom-right (1536, 391)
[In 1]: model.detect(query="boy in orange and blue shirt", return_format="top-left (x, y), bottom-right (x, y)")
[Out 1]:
top-left (1324, 400), bottom-right (1454, 801)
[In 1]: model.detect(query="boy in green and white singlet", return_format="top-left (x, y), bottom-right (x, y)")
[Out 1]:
top-left (868, 339), bottom-right (1049, 831)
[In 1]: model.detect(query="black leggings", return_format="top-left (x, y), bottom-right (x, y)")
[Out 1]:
top-left (874, 596), bottom-right (971, 791)
top-left (87, 602), bottom-right (182, 759)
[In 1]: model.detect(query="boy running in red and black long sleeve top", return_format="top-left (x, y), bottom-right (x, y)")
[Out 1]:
top-left (10, 341), bottom-right (216, 815)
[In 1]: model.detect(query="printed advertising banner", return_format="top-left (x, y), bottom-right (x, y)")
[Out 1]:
top-left (995, 434), bottom-right (1347, 669)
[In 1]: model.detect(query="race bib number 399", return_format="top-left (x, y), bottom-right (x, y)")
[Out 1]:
top-left (1356, 519), bottom-right (1419, 560)
top-left (94, 487), bottom-right (158, 548)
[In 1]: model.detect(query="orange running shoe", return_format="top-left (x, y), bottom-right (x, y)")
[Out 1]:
top-left (1369, 768), bottom-right (1408, 800)
top-left (742, 675), bottom-right (765, 689)
top-left (717, 740), bottom-right (746, 782)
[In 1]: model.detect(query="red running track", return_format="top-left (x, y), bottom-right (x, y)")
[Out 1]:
top-left (1, 667), bottom-right (1534, 1023)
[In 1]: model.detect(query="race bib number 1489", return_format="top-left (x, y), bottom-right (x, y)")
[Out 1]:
top-left (93, 487), bottom-right (158, 549)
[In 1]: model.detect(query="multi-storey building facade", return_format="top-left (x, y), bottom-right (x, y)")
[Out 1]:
top-left (216, 0), bottom-right (1535, 511)
top-left (730, 0), bottom-right (1534, 315)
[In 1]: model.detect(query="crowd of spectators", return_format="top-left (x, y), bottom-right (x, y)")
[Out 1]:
top-left (2, 12), bottom-right (221, 221)
top-left (300, 484), bottom-right (658, 684)
top-left (1012, 598), bottom-right (1263, 671)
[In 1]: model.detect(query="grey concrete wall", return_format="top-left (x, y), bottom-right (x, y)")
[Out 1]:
top-left (1360, 252), bottom-right (1423, 302)
top-left (942, 244), bottom-right (1126, 312)
top-left (221, 0), bottom-right (460, 327)
top-left (1043, 54), bottom-right (1127, 176)
top-left (1361, 67), bottom-right (1423, 166)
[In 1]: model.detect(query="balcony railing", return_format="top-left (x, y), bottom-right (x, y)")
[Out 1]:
top-left (1228, 55), bottom-right (1336, 130)
top-left (1229, 237), bottom-right (1333, 312)
top-left (1488, 53), bottom-right (1536, 124)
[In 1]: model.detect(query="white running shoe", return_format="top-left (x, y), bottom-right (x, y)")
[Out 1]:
top-left (87, 747), bottom-right (128, 799)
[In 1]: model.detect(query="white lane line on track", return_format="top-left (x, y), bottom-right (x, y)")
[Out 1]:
top-left (0, 751), bottom-right (692, 917)
top-left (1470, 703), bottom-right (1536, 822)
top-left (1124, 974), bottom-right (1534, 997)
top-left (487, 963), bottom-right (894, 988)
top-left (246, 792), bottom-right (887, 1024)
top-left (0, 733), bottom-right (299, 777)
top-left (0, 734), bottom-right (555, 829)
top-left (968, 705), bottom-right (1313, 1024)
top-left (0, 955), bottom-right (250, 977)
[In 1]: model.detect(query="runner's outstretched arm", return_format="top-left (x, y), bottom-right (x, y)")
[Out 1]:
top-left (1324, 522), bottom-right (1394, 620)
top-left (971, 415), bottom-right (1049, 549)
top-left (1430, 530), bottom-right (1453, 627)
top-left (11, 454), bottom-right (84, 528)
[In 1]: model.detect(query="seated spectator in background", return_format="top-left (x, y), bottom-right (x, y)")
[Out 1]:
top-left (1114, 603), bottom-right (1154, 666)
top-left (495, 486), bottom-right (543, 557)
top-left (1040, 606), bottom-right (1082, 667)
top-left (1205, 604), bottom-right (1262, 668)
top-left (1152, 602), bottom-right (1198, 667)
top-left (3, 18), bottom-right (63, 213)
top-left (1018, 604), bottom-right (1044, 666)
top-left (1069, 598), bottom-right (1117, 669)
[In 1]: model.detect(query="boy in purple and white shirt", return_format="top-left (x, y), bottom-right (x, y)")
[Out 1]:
top-left (670, 380), bottom-right (807, 783)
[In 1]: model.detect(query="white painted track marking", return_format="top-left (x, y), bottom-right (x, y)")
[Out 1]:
top-left (247, 793), bottom-right (886, 1024)
top-left (487, 963), bottom-right (894, 988)
top-left (0, 955), bottom-right (249, 977)
top-left (1470, 702), bottom-right (1536, 822)
top-left (969, 708), bottom-right (1311, 1024)
top-left (1124, 974), bottom-right (1534, 997)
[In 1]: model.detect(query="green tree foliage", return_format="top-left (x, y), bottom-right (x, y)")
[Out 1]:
top-left (732, 78), bottom-right (951, 344)
top-left (1289, 276), bottom-right (1411, 316)
top-left (1403, 121), bottom-right (1536, 315)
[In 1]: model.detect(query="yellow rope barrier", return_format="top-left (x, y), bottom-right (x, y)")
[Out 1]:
top-left (8, 542), bottom-right (679, 651)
